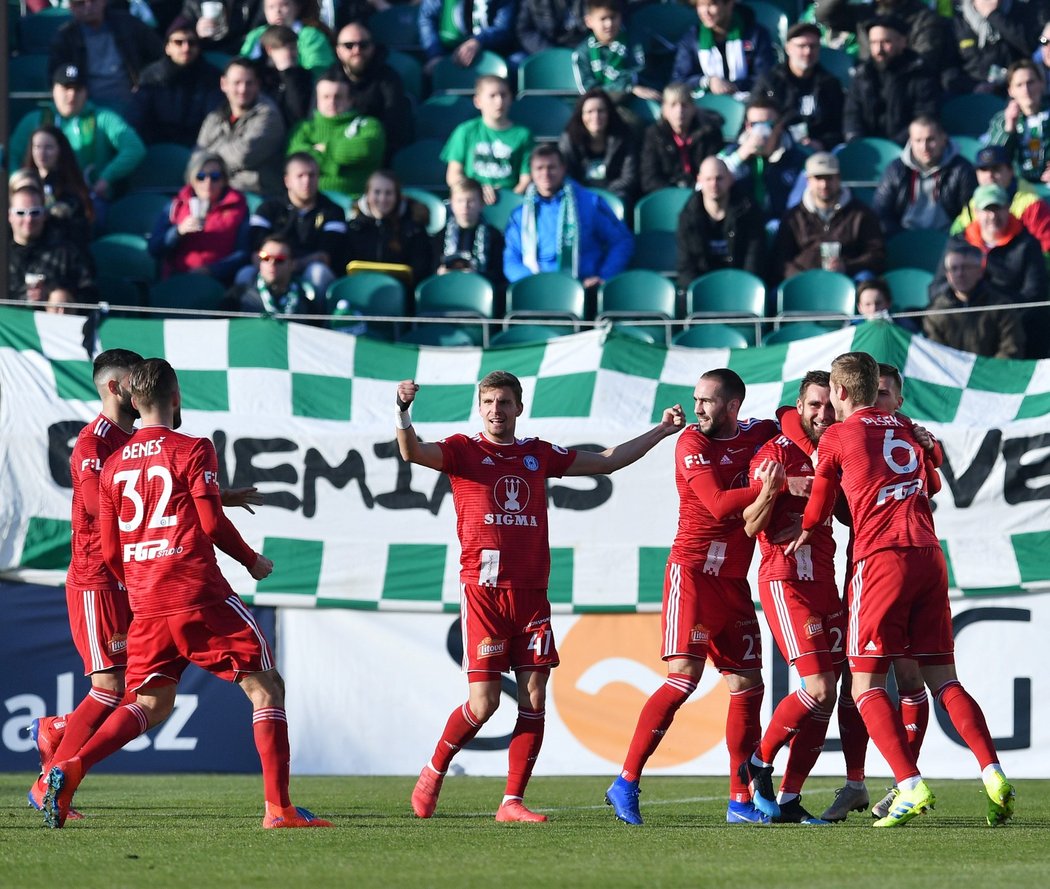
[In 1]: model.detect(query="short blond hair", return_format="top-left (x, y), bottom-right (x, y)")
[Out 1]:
top-left (830, 352), bottom-right (879, 406)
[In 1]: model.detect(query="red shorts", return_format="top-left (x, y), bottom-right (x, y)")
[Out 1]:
top-left (662, 562), bottom-right (762, 672)
top-left (758, 579), bottom-right (845, 677)
top-left (124, 595), bottom-right (274, 692)
top-left (460, 584), bottom-right (558, 676)
top-left (65, 584), bottom-right (131, 675)
top-left (847, 546), bottom-right (954, 673)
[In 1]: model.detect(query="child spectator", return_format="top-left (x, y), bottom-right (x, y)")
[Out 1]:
top-left (287, 74), bottom-right (386, 198)
top-left (240, 0), bottom-right (336, 75)
top-left (442, 75), bottom-right (534, 205)
top-left (258, 25), bottom-right (314, 128)
top-left (435, 177), bottom-right (505, 296)
top-left (571, 0), bottom-right (660, 102)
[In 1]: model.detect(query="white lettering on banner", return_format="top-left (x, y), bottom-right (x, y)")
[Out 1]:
top-left (2, 672), bottom-right (74, 753)
top-left (122, 695), bottom-right (199, 752)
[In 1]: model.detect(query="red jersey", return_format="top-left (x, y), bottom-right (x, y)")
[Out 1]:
top-left (68, 413), bottom-right (132, 589)
top-left (98, 426), bottom-right (256, 618)
top-left (438, 432), bottom-right (577, 589)
top-left (803, 407), bottom-right (939, 562)
top-left (749, 434), bottom-right (835, 583)
top-left (669, 419), bottom-right (778, 576)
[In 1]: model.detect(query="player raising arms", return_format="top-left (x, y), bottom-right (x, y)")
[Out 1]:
top-left (787, 352), bottom-right (1014, 828)
top-left (42, 359), bottom-right (331, 830)
top-left (606, 368), bottom-right (780, 826)
top-left (740, 370), bottom-right (843, 825)
top-left (397, 371), bottom-right (684, 822)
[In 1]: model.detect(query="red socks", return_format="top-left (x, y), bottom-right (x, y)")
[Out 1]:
top-left (837, 693), bottom-right (869, 782)
top-left (727, 684), bottom-right (764, 801)
top-left (897, 687), bottom-right (930, 761)
top-left (76, 702), bottom-right (150, 772)
top-left (505, 708), bottom-right (545, 798)
top-left (620, 673), bottom-right (698, 782)
top-left (431, 702), bottom-right (483, 774)
top-left (760, 689), bottom-right (832, 796)
top-left (855, 687), bottom-right (919, 784)
top-left (49, 686), bottom-right (123, 766)
top-left (253, 707), bottom-right (291, 808)
top-left (935, 680), bottom-right (998, 770)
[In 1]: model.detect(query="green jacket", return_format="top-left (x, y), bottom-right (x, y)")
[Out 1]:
top-left (287, 110), bottom-right (386, 197)
top-left (240, 23), bottom-right (336, 74)
top-left (10, 101), bottom-right (146, 188)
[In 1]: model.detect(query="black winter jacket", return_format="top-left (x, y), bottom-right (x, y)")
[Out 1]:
top-left (135, 56), bottom-right (223, 146)
top-left (843, 49), bottom-right (940, 145)
top-left (752, 62), bottom-right (845, 149)
top-left (676, 189), bottom-right (766, 289)
top-left (640, 117), bottom-right (725, 194)
top-left (49, 8), bottom-right (164, 91)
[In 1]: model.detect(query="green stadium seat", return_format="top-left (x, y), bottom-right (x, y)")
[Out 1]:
top-left (18, 7), bottom-right (71, 54)
top-left (416, 271), bottom-right (494, 318)
top-left (387, 50), bottom-right (423, 101)
top-left (629, 231), bottom-right (677, 274)
top-left (432, 51), bottom-right (508, 95)
top-left (820, 47), bottom-right (855, 87)
top-left (627, 2), bottom-right (697, 47)
top-left (402, 188), bottom-right (447, 236)
top-left (940, 93), bottom-right (1007, 138)
top-left (90, 234), bottom-right (157, 285)
top-left (123, 142), bottom-right (192, 193)
top-left (415, 94), bottom-right (478, 141)
top-left (368, 6), bottom-right (422, 52)
top-left (885, 229), bottom-right (948, 274)
top-left (776, 269), bottom-right (855, 326)
top-left (695, 94), bottom-right (745, 142)
top-left (105, 191), bottom-right (173, 238)
top-left (835, 137), bottom-right (901, 185)
top-left (391, 139), bottom-right (449, 192)
top-left (10, 54), bottom-right (51, 94)
top-left (749, 0), bottom-right (789, 46)
top-left (512, 94), bottom-right (573, 141)
top-left (672, 324), bottom-right (750, 349)
top-left (149, 273), bottom-right (227, 313)
top-left (518, 48), bottom-right (577, 96)
top-left (481, 188), bottom-right (524, 230)
top-left (327, 272), bottom-right (408, 340)
top-left (597, 270), bottom-right (677, 344)
top-left (685, 269), bottom-right (767, 345)
top-left (883, 267), bottom-right (933, 311)
top-left (589, 187), bottom-right (625, 220)
top-left (399, 323), bottom-right (480, 346)
top-left (762, 321), bottom-right (833, 344)
top-left (507, 272), bottom-right (586, 327)
top-left (634, 187), bottom-right (691, 234)
top-left (96, 274), bottom-right (146, 308)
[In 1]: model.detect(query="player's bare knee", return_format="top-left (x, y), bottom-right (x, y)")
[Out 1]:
top-left (805, 673), bottom-right (838, 710)
top-left (668, 657), bottom-right (704, 681)
top-left (92, 668), bottom-right (125, 695)
top-left (136, 687), bottom-right (176, 727)
top-left (238, 669), bottom-right (285, 709)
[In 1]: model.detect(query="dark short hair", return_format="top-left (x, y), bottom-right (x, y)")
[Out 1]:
top-left (285, 151), bottom-right (319, 173)
top-left (129, 358), bottom-right (179, 410)
top-left (798, 369), bottom-right (830, 400)
top-left (857, 277), bottom-right (892, 306)
top-left (260, 24), bottom-right (297, 49)
top-left (479, 370), bottom-right (523, 405)
top-left (93, 348), bottom-right (143, 384)
top-left (1007, 58), bottom-right (1041, 85)
top-left (529, 143), bottom-right (565, 166)
top-left (259, 233), bottom-right (294, 254)
top-left (701, 368), bottom-right (746, 404)
top-left (878, 362), bottom-right (903, 397)
top-left (223, 56), bottom-right (259, 78)
top-left (585, 0), bottom-right (626, 14)
top-left (865, 14), bottom-right (908, 37)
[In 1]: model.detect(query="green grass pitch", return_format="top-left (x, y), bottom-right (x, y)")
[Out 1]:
top-left (3, 774), bottom-right (1049, 888)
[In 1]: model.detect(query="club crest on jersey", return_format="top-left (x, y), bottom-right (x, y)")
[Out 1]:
top-left (477, 636), bottom-right (507, 659)
top-left (484, 476), bottom-right (537, 525)
top-left (523, 455), bottom-right (539, 471)
top-left (803, 615), bottom-right (823, 639)
top-left (108, 633), bottom-right (127, 654)
top-left (689, 623), bottom-right (711, 644)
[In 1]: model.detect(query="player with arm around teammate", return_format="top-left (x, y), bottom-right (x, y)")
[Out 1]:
top-left (27, 350), bottom-right (262, 816)
top-left (397, 371), bottom-right (684, 822)
top-left (606, 368), bottom-right (781, 826)
top-left (739, 370), bottom-right (844, 825)
top-left (787, 351), bottom-right (1014, 828)
top-left (42, 359), bottom-right (331, 830)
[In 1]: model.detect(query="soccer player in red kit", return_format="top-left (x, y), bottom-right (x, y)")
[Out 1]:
top-left (788, 352), bottom-right (1015, 828)
top-left (396, 371), bottom-right (684, 822)
top-left (822, 363), bottom-right (944, 821)
top-left (740, 370), bottom-right (843, 825)
top-left (42, 359), bottom-right (331, 830)
top-left (606, 368), bottom-right (780, 826)
top-left (27, 349), bottom-right (142, 817)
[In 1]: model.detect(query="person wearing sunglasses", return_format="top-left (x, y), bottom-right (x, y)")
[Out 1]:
top-left (8, 181), bottom-right (95, 313)
top-left (229, 234), bottom-right (326, 323)
top-left (328, 21), bottom-right (413, 161)
top-left (48, 0), bottom-right (164, 124)
top-left (9, 65), bottom-right (146, 229)
top-left (135, 17), bottom-right (224, 147)
top-left (148, 153), bottom-right (250, 285)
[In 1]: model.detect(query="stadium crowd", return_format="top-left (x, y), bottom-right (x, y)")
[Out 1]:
top-left (7, 0), bottom-right (1050, 358)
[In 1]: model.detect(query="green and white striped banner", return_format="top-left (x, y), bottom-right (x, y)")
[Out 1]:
top-left (1, 306), bottom-right (1048, 610)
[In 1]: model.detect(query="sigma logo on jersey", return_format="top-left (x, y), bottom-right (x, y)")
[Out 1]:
top-left (484, 475), bottom-right (538, 526)
top-left (803, 615), bottom-right (823, 639)
top-left (477, 636), bottom-right (507, 659)
top-left (122, 439), bottom-right (164, 460)
top-left (876, 478), bottom-right (924, 506)
top-left (123, 538), bottom-right (184, 562)
top-left (689, 624), bottom-right (711, 644)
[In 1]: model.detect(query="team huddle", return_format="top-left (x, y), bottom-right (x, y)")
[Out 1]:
top-left (28, 348), bottom-right (1014, 829)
